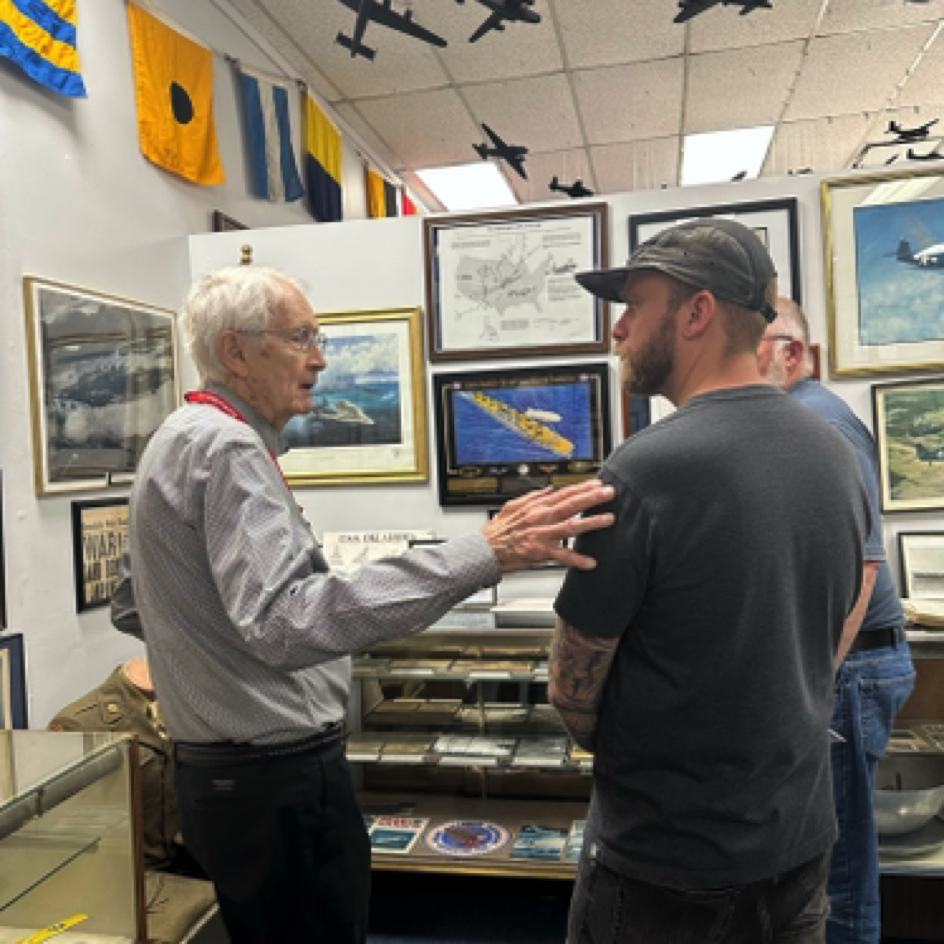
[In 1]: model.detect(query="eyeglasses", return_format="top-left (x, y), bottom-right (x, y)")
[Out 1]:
top-left (761, 333), bottom-right (795, 345)
top-left (238, 325), bottom-right (329, 353)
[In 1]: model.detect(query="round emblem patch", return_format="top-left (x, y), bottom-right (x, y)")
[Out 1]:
top-left (425, 820), bottom-right (510, 857)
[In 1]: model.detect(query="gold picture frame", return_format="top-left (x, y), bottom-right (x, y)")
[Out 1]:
top-left (822, 167), bottom-right (944, 377)
top-left (279, 306), bottom-right (428, 486)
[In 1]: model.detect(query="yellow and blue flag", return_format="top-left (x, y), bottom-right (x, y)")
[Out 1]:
top-left (304, 94), bottom-right (342, 221)
top-left (366, 167), bottom-right (388, 218)
top-left (0, 0), bottom-right (86, 97)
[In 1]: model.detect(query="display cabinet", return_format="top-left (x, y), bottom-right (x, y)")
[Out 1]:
top-left (348, 626), bottom-right (589, 877)
top-left (0, 730), bottom-right (144, 943)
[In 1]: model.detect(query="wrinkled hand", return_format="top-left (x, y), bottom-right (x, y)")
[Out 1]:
top-left (482, 480), bottom-right (615, 574)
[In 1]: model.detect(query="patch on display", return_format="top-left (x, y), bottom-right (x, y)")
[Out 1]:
top-left (425, 819), bottom-right (510, 857)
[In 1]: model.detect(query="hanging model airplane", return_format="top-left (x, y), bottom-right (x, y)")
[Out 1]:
top-left (456, 0), bottom-right (541, 43)
top-left (335, 0), bottom-right (447, 61)
top-left (888, 119), bottom-right (939, 143)
top-left (549, 176), bottom-right (594, 198)
top-left (474, 123), bottom-right (528, 179)
top-left (674, 0), bottom-right (772, 23)
top-left (907, 146), bottom-right (944, 162)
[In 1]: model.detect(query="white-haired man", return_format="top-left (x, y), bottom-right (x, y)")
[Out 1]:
top-left (113, 265), bottom-right (614, 944)
top-left (759, 296), bottom-right (914, 944)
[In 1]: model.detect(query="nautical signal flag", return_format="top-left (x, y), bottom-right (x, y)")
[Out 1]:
top-left (238, 67), bottom-right (304, 203)
top-left (304, 94), bottom-right (343, 222)
top-left (0, 0), bottom-right (86, 97)
top-left (402, 193), bottom-right (419, 216)
top-left (366, 167), bottom-right (386, 218)
top-left (127, 3), bottom-right (225, 186)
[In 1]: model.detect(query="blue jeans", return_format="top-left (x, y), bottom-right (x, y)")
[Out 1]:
top-left (567, 841), bottom-right (830, 944)
top-left (826, 637), bottom-right (914, 944)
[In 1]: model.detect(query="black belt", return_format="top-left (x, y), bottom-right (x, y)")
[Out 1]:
top-left (848, 626), bottom-right (902, 655)
top-left (175, 721), bottom-right (344, 766)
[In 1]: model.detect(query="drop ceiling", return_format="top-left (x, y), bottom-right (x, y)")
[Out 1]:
top-left (222, 0), bottom-right (944, 210)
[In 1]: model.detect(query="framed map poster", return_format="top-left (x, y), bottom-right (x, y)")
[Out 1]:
top-left (424, 204), bottom-right (610, 361)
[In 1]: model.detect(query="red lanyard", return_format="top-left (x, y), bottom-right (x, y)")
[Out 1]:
top-left (184, 391), bottom-right (293, 494)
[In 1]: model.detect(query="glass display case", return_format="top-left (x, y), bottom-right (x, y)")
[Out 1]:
top-left (348, 626), bottom-right (589, 877)
top-left (0, 731), bottom-right (144, 943)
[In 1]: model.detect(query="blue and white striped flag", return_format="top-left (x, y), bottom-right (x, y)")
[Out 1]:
top-left (238, 66), bottom-right (304, 203)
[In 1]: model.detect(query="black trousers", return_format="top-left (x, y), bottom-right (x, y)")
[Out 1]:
top-left (175, 738), bottom-right (370, 944)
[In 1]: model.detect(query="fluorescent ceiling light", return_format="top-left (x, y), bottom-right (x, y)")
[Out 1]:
top-left (416, 161), bottom-right (518, 211)
top-left (681, 126), bottom-right (775, 187)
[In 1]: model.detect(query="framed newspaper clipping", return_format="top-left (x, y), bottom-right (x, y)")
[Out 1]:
top-left (71, 498), bottom-right (130, 612)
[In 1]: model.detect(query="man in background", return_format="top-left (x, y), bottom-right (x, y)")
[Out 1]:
top-left (759, 296), bottom-right (915, 944)
top-left (549, 219), bottom-right (870, 943)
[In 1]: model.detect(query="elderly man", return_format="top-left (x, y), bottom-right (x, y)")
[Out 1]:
top-left (114, 265), bottom-right (614, 944)
top-left (759, 297), bottom-right (914, 944)
top-left (549, 220), bottom-right (871, 944)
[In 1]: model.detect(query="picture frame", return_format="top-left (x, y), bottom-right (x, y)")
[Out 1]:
top-left (211, 209), bottom-right (249, 232)
top-left (71, 498), bottom-right (130, 612)
top-left (433, 362), bottom-right (612, 507)
top-left (0, 634), bottom-right (27, 729)
top-left (424, 203), bottom-right (610, 362)
top-left (872, 377), bottom-right (944, 512)
top-left (822, 167), bottom-right (944, 377)
top-left (898, 532), bottom-right (944, 600)
top-left (280, 307), bottom-right (428, 486)
top-left (24, 276), bottom-right (180, 496)
top-left (629, 198), bottom-right (802, 306)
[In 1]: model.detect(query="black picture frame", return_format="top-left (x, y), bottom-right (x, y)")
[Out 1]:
top-left (433, 362), bottom-right (612, 507)
top-left (71, 498), bottom-right (130, 612)
top-left (628, 197), bottom-right (802, 306)
top-left (0, 633), bottom-right (27, 729)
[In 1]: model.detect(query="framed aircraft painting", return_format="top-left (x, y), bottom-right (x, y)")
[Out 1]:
top-left (822, 167), bottom-right (944, 377)
top-left (424, 203), bottom-right (610, 362)
top-left (24, 277), bottom-right (180, 496)
top-left (279, 306), bottom-right (428, 486)
top-left (629, 197), bottom-right (802, 306)
top-left (873, 377), bottom-right (944, 513)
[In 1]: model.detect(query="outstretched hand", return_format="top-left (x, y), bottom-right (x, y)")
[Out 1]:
top-left (482, 480), bottom-right (615, 574)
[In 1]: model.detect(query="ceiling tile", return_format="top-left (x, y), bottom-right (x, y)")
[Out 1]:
top-left (687, 0), bottom-right (823, 54)
top-left (461, 74), bottom-right (582, 153)
top-left (553, 0), bottom-right (685, 70)
top-left (684, 42), bottom-right (804, 134)
top-left (591, 138), bottom-right (681, 194)
top-left (574, 59), bottom-right (685, 145)
top-left (510, 148), bottom-right (597, 204)
top-left (895, 30), bottom-right (944, 109)
top-left (819, 0), bottom-right (944, 34)
top-left (785, 26), bottom-right (935, 121)
top-left (762, 114), bottom-right (873, 177)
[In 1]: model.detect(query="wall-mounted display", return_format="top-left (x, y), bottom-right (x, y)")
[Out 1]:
top-left (281, 307), bottom-right (428, 486)
top-left (898, 532), bottom-right (944, 600)
top-left (629, 198), bottom-right (801, 305)
top-left (71, 498), bottom-right (130, 612)
top-left (24, 277), bottom-right (179, 496)
top-left (822, 167), bottom-right (944, 377)
top-left (873, 378), bottom-right (944, 512)
top-left (424, 204), bottom-right (610, 362)
top-left (433, 362), bottom-right (611, 507)
top-left (0, 633), bottom-right (27, 729)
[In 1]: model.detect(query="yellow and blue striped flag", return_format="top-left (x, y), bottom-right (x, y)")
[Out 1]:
top-left (304, 94), bottom-right (342, 221)
top-left (0, 0), bottom-right (86, 97)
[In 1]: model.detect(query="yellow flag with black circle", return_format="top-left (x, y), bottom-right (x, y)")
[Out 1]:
top-left (127, 3), bottom-right (224, 186)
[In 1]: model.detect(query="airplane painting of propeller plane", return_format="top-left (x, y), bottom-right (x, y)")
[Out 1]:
top-left (336, 0), bottom-right (447, 61)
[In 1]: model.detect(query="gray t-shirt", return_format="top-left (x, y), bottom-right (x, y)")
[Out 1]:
top-left (555, 385), bottom-right (870, 888)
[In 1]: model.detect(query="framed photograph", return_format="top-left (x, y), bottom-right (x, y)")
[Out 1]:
top-left (212, 210), bottom-right (249, 232)
top-left (898, 532), bottom-right (944, 599)
top-left (433, 362), bottom-right (612, 507)
top-left (71, 498), bottom-right (129, 612)
top-left (0, 634), bottom-right (27, 729)
top-left (24, 277), bottom-right (180, 496)
top-left (280, 307), bottom-right (428, 486)
top-left (822, 167), bottom-right (944, 377)
top-left (873, 378), bottom-right (944, 512)
top-left (629, 198), bottom-right (801, 305)
top-left (424, 203), bottom-right (610, 361)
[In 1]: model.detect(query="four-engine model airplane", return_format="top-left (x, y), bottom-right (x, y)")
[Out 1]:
top-left (888, 119), bottom-right (940, 143)
top-left (474, 123), bottom-right (528, 179)
top-left (916, 443), bottom-right (944, 464)
top-left (456, 0), bottom-right (541, 43)
top-left (336, 0), bottom-right (446, 61)
top-left (896, 238), bottom-right (944, 267)
top-left (674, 0), bottom-right (772, 23)
top-left (549, 176), bottom-right (594, 198)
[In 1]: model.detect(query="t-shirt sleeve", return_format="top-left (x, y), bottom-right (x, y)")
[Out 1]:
top-left (554, 467), bottom-right (653, 640)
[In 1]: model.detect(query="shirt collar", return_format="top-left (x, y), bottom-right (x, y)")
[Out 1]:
top-left (203, 379), bottom-right (288, 457)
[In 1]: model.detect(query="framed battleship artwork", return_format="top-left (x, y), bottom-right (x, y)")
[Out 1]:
top-left (433, 362), bottom-right (612, 507)
top-left (424, 203), bottom-right (610, 362)
top-left (280, 306), bottom-right (428, 486)
top-left (24, 277), bottom-right (180, 496)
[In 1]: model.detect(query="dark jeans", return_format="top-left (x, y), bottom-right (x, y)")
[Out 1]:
top-left (175, 739), bottom-right (370, 944)
top-left (567, 843), bottom-right (830, 944)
